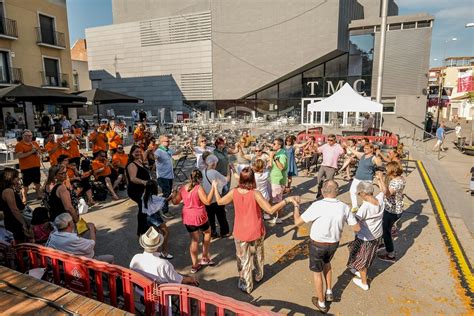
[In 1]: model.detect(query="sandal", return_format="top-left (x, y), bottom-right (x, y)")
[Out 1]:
top-left (199, 258), bottom-right (216, 266)
top-left (190, 264), bottom-right (202, 273)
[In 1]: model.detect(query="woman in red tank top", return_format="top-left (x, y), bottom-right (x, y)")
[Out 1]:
top-left (213, 167), bottom-right (298, 294)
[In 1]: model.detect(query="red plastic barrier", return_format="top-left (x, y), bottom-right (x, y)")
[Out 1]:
top-left (12, 244), bottom-right (279, 315)
top-left (158, 284), bottom-right (278, 315)
top-left (15, 243), bottom-right (157, 315)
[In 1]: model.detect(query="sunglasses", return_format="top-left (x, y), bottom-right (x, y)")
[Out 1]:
top-left (328, 139), bottom-right (335, 142)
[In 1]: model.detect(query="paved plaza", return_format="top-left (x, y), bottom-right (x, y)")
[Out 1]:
top-left (75, 148), bottom-right (472, 315)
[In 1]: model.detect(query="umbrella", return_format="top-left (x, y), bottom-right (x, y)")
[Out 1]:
top-left (72, 88), bottom-right (143, 123)
top-left (0, 84), bottom-right (87, 129)
top-left (0, 84), bottom-right (87, 104)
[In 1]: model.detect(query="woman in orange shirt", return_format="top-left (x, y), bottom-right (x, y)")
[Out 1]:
top-left (107, 121), bottom-right (123, 155)
top-left (89, 125), bottom-right (108, 158)
top-left (44, 132), bottom-right (61, 166)
top-left (58, 129), bottom-right (81, 166)
top-left (92, 151), bottom-right (120, 200)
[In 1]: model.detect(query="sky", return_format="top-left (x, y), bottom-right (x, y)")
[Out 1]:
top-left (66, 0), bottom-right (474, 67)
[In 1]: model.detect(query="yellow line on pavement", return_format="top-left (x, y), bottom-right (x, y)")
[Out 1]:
top-left (417, 160), bottom-right (473, 293)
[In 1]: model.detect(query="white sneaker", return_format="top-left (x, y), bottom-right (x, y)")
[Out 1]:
top-left (263, 213), bottom-right (271, 220)
top-left (352, 277), bottom-right (369, 291)
top-left (350, 268), bottom-right (361, 278)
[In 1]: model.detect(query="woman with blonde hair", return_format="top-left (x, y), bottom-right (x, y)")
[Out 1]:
top-left (377, 161), bottom-right (406, 263)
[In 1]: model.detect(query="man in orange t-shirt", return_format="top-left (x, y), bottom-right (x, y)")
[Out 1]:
top-left (107, 121), bottom-right (123, 154)
top-left (15, 130), bottom-right (44, 203)
top-left (89, 125), bottom-right (108, 158)
top-left (44, 132), bottom-right (62, 166)
top-left (92, 150), bottom-right (119, 200)
top-left (112, 145), bottom-right (127, 188)
top-left (58, 129), bottom-right (81, 166)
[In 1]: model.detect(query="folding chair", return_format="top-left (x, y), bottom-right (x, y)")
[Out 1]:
top-left (173, 155), bottom-right (188, 182)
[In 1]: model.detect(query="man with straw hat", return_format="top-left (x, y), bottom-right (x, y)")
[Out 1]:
top-left (130, 227), bottom-right (199, 286)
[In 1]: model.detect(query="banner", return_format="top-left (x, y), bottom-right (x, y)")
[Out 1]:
top-left (457, 69), bottom-right (473, 93)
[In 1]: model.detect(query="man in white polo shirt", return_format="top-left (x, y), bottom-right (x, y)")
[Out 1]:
top-left (293, 180), bottom-right (360, 314)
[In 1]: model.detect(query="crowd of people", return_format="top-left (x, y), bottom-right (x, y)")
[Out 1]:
top-left (0, 120), bottom-right (409, 313)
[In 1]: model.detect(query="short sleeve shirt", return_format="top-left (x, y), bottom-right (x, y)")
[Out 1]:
top-left (154, 148), bottom-right (174, 179)
top-left (15, 141), bottom-right (41, 170)
top-left (270, 149), bottom-right (288, 185)
top-left (130, 252), bottom-right (183, 284)
top-left (355, 193), bottom-right (384, 241)
top-left (92, 159), bottom-right (111, 177)
top-left (318, 143), bottom-right (344, 169)
top-left (384, 177), bottom-right (406, 215)
top-left (193, 146), bottom-right (214, 169)
top-left (301, 198), bottom-right (357, 243)
top-left (436, 127), bottom-right (445, 140)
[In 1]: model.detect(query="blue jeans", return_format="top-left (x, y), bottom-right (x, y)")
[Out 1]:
top-left (157, 178), bottom-right (173, 213)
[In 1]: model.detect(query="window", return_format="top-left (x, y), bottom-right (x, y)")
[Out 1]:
top-left (256, 84), bottom-right (277, 99)
top-left (39, 14), bottom-right (55, 45)
top-left (403, 22), bottom-right (416, 29)
top-left (349, 34), bottom-right (374, 77)
top-left (417, 21), bottom-right (431, 28)
top-left (0, 51), bottom-right (9, 83)
top-left (325, 54), bottom-right (348, 78)
top-left (278, 74), bottom-right (302, 99)
top-left (389, 23), bottom-right (401, 30)
top-left (43, 57), bottom-right (59, 86)
top-left (303, 64), bottom-right (324, 78)
top-left (382, 99), bottom-right (396, 113)
top-left (73, 73), bottom-right (79, 91)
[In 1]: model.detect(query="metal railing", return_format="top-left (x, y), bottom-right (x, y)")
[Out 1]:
top-left (40, 71), bottom-right (69, 88)
top-left (35, 27), bottom-right (65, 48)
top-left (0, 17), bottom-right (18, 38)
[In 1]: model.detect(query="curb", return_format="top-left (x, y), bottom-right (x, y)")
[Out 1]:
top-left (416, 160), bottom-right (473, 307)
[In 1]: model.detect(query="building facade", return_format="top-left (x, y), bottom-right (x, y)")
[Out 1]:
top-left (428, 57), bottom-right (474, 122)
top-left (86, 0), bottom-right (433, 133)
top-left (0, 0), bottom-right (73, 130)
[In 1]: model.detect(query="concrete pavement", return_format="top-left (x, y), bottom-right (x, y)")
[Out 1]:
top-left (83, 157), bottom-right (472, 314)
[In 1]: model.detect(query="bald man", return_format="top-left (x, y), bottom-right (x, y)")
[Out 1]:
top-left (294, 180), bottom-right (360, 313)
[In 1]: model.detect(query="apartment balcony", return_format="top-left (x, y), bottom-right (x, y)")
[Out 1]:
top-left (35, 27), bottom-right (65, 49)
top-left (0, 17), bottom-right (18, 39)
top-left (0, 68), bottom-right (23, 86)
top-left (40, 72), bottom-right (69, 90)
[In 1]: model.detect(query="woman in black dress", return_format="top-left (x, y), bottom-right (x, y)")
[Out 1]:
top-left (126, 144), bottom-right (151, 235)
top-left (0, 168), bottom-right (30, 243)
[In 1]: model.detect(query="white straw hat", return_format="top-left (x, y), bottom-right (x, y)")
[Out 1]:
top-left (139, 227), bottom-right (164, 252)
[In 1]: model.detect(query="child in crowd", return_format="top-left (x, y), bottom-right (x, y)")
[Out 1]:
top-left (142, 180), bottom-right (173, 259)
top-left (252, 159), bottom-right (271, 220)
top-left (31, 207), bottom-right (53, 245)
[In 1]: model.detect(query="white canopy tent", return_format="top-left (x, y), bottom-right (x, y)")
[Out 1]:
top-left (304, 83), bottom-right (383, 132)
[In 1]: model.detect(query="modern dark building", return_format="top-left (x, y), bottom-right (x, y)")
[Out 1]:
top-left (86, 0), bottom-right (433, 133)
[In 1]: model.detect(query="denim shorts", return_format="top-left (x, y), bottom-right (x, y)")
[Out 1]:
top-left (147, 212), bottom-right (164, 227)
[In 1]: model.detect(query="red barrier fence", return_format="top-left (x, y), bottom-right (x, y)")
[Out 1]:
top-left (296, 133), bottom-right (398, 147)
top-left (3, 243), bottom-right (279, 315)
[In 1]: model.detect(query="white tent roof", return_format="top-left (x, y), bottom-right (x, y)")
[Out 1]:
top-left (307, 83), bottom-right (383, 113)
